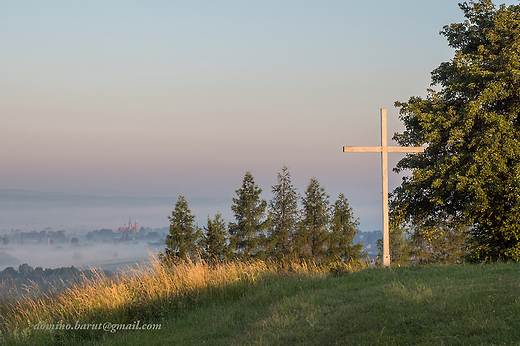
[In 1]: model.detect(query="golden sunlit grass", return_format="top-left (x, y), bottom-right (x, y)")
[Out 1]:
top-left (1, 253), bottom-right (362, 345)
top-left (3, 259), bottom-right (520, 345)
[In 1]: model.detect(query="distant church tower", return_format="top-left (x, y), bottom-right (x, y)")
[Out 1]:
top-left (118, 217), bottom-right (140, 233)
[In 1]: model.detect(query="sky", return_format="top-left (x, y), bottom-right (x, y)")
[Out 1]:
top-left (2, 1), bottom-right (518, 232)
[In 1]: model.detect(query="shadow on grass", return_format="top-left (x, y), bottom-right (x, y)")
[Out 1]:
top-left (0, 258), bottom-right (331, 346)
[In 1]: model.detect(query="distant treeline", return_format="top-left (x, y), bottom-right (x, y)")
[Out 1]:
top-left (85, 228), bottom-right (167, 242)
top-left (2, 230), bottom-right (67, 246)
top-left (1, 227), bottom-right (169, 247)
top-left (0, 263), bottom-right (114, 298)
top-left (161, 167), bottom-right (367, 265)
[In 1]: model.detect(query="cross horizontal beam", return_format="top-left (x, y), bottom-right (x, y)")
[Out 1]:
top-left (343, 146), bottom-right (425, 153)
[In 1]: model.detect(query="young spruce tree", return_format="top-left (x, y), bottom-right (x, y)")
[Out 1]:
top-left (201, 212), bottom-right (230, 263)
top-left (160, 195), bottom-right (201, 263)
top-left (267, 165), bottom-right (299, 262)
top-left (376, 221), bottom-right (412, 267)
top-left (328, 193), bottom-right (363, 262)
top-left (229, 171), bottom-right (269, 259)
top-left (295, 177), bottom-right (330, 262)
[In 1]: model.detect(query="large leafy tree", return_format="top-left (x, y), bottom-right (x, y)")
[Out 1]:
top-left (161, 195), bottom-right (201, 263)
top-left (377, 220), bottom-right (466, 266)
top-left (267, 165), bottom-right (300, 261)
top-left (392, 0), bottom-right (520, 262)
top-left (229, 171), bottom-right (269, 259)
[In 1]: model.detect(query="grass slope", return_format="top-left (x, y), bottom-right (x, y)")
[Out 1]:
top-left (3, 263), bottom-right (520, 345)
top-left (80, 264), bottom-right (520, 345)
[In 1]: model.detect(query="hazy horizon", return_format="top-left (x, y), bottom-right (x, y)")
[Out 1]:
top-left (3, 1), bottom-right (518, 269)
top-left (0, 187), bottom-right (382, 233)
top-left (0, 188), bottom-right (384, 272)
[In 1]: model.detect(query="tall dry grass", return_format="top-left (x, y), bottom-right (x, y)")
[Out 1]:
top-left (0, 253), bottom-right (339, 342)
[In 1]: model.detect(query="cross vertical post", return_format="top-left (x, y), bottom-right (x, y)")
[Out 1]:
top-left (381, 108), bottom-right (390, 267)
top-left (343, 108), bottom-right (424, 267)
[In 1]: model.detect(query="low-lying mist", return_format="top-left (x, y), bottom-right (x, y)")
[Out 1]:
top-left (0, 189), bottom-right (234, 272)
top-left (0, 240), bottom-right (166, 273)
top-left (0, 189), bottom-right (382, 272)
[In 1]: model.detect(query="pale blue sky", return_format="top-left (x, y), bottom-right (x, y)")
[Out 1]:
top-left (1, 1), bottom-right (516, 230)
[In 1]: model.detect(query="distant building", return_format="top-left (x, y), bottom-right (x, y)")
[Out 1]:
top-left (118, 217), bottom-right (139, 233)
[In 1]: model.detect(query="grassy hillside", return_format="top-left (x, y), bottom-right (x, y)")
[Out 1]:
top-left (2, 260), bottom-right (520, 345)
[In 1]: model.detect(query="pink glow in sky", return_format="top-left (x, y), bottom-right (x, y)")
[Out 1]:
top-left (2, 1), bottom-right (516, 231)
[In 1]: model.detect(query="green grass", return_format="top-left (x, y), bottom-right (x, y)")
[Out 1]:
top-left (2, 261), bottom-right (520, 345)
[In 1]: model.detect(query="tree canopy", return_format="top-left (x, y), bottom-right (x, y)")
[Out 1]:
top-left (267, 165), bottom-right (299, 261)
top-left (392, 0), bottom-right (520, 262)
top-left (201, 212), bottom-right (230, 263)
top-left (161, 168), bottom-right (364, 266)
top-left (328, 193), bottom-right (363, 262)
top-left (229, 171), bottom-right (269, 259)
top-left (161, 195), bottom-right (201, 263)
top-left (296, 177), bottom-right (330, 261)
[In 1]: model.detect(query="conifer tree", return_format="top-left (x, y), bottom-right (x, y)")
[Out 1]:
top-left (160, 195), bottom-right (201, 263)
top-left (229, 171), bottom-right (269, 259)
top-left (267, 165), bottom-right (299, 262)
top-left (328, 193), bottom-right (363, 262)
top-left (376, 222), bottom-right (412, 266)
top-left (295, 177), bottom-right (330, 261)
top-left (201, 212), bottom-right (230, 263)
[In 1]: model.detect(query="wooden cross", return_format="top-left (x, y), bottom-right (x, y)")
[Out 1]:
top-left (343, 108), bottom-right (424, 267)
